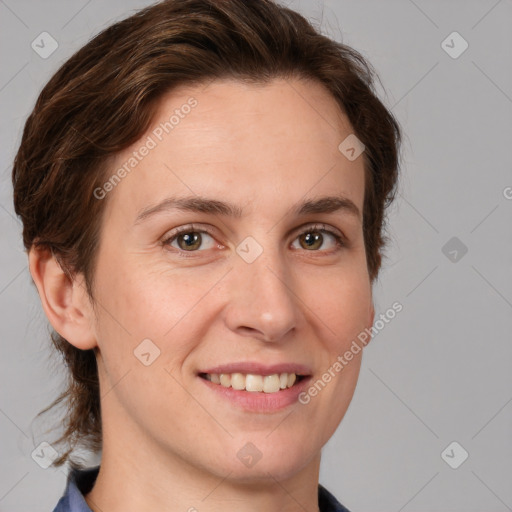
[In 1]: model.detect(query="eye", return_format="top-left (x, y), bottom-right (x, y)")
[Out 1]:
top-left (162, 224), bottom-right (218, 253)
top-left (291, 223), bottom-right (345, 253)
top-left (162, 222), bottom-right (345, 257)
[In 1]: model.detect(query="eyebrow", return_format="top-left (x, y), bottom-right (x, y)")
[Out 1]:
top-left (134, 194), bottom-right (361, 225)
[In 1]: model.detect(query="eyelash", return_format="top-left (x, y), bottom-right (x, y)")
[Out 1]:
top-left (162, 223), bottom-right (346, 258)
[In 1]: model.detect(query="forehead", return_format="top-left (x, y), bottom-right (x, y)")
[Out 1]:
top-left (103, 77), bottom-right (365, 222)
top-left (152, 77), bottom-right (353, 156)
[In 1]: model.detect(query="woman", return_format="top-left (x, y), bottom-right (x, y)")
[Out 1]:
top-left (12, 1), bottom-right (401, 511)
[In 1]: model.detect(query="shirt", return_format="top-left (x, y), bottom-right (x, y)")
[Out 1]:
top-left (52, 465), bottom-right (351, 512)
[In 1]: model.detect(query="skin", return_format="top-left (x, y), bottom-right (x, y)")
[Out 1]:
top-left (30, 77), bottom-right (375, 512)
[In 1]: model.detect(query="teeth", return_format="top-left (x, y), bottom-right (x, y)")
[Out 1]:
top-left (246, 374), bottom-right (263, 392)
top-left (263, 374), bottom-right (281, 393)
top-left (219, 374), bottom-right (231, 387)
top-left (206, 372), bottom-right (300, 393)
top-left (231, 372), bottom-right (245, 390)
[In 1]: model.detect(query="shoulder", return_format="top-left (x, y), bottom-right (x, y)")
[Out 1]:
top-left (51, 469), bottom-right (348, 512)
top-left (318, 483), bottom-right (352, 512)
top-left (52, 466), bottom-right (100, 512)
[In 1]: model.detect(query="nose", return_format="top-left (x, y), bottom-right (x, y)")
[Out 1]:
top-left (223, 245), bottom-right (300, 343)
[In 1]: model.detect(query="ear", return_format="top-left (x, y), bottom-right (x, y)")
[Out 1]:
top-left (368, 301), bottom-right (375, 328)
top-left (363, 300), bottom-right (376, 346)
top-left (28, 245), bottom-right (97, 350)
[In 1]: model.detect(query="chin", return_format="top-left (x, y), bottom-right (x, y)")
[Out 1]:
top-left (217, 434), bottom-right (318, 483)
top-left (223, 456), bottom-right (313, 484)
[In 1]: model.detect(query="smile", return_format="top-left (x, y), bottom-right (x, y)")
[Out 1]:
top-left (199, 372), bottom-right (306, 393)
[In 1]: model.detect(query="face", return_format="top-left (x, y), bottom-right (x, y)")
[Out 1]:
top-left (87, 78), bottom-right (374, 482)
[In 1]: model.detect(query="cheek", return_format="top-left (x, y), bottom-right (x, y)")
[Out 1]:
top-left (296, 261), bottom-right (371, 432)
top-left (92, 254), bottom-right (223, 366)
top-left (302, 263), bottom-right (372, 348)
top-left (321, 355), bottom-right (362, 441)
top-left (91, 258), bottom-right (210, 423)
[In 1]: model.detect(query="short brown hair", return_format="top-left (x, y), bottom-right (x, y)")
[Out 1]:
top-left (12, 0), bottom-right (401, 468)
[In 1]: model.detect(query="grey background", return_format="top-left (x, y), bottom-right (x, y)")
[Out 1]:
top-left (1, 0), bottom-right (511, 511)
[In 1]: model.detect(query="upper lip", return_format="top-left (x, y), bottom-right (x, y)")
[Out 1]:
top-left (199, 362), bottom-right (312, 376)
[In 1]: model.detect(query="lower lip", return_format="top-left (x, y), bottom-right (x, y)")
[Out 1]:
top-left (198, 376), bottom-right (312, 413)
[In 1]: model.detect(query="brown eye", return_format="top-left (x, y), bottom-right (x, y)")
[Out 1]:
top-left (163, 228), bottom-right (217, 252)
top-left (298, 231), bottom-right (325, 250)
top-left (176, 232), bottom-right (202, 251)
top-left (292, 225), bottom-right (345, 252)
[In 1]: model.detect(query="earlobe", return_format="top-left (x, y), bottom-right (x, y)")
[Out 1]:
top-left (368, 302), bottom-right (375, 328)
top-left (28, 246), bottom-right (97, 350)
top-left (363, 301), bottom-right (376, 346)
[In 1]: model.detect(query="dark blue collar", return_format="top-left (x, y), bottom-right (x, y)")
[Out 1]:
top-left (52, 466), bottom-right (351, 512)
top-left (52, 466), bottom-right (99, 512)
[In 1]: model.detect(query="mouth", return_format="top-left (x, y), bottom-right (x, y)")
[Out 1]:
top-left (198, 372), bottom-right (308, 393)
